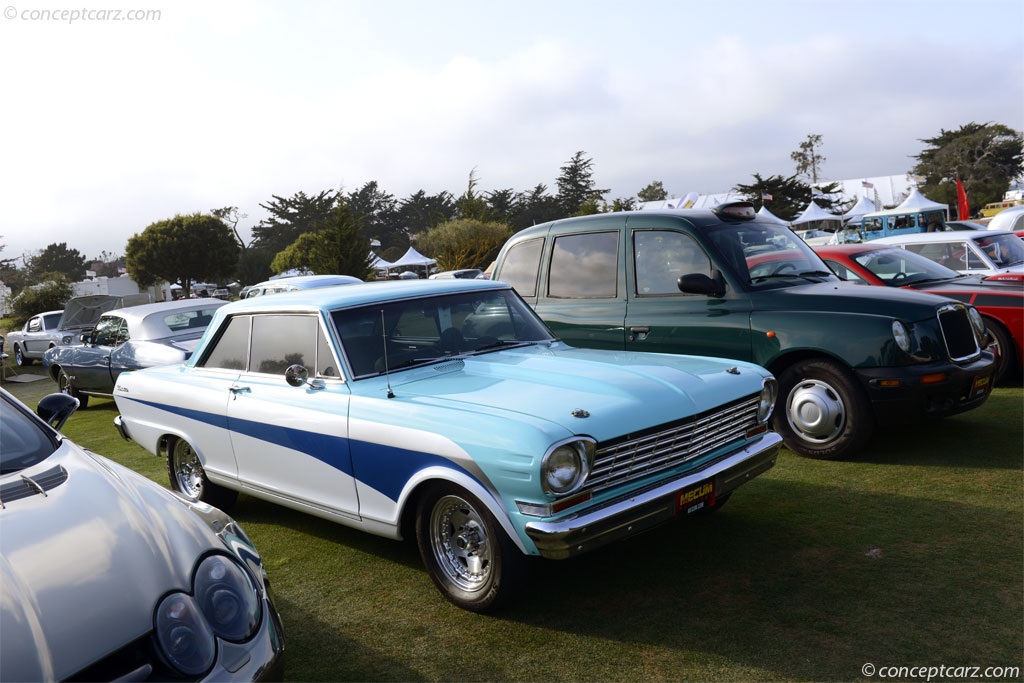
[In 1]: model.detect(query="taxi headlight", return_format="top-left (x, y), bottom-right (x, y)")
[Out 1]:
top-left (541, 439), bottom-right (594, 495)
top-left (892, 320), bottom-right (911, 353)
top-left (968, 307), bottom-right (986, 342)
top-left (758, 378), bottom-right (778, 423)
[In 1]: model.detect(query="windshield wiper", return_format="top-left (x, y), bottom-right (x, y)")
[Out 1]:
top-left (751, 270), bottom-right (831, 284)
top-left (474, 339), bottom-right (534, 352)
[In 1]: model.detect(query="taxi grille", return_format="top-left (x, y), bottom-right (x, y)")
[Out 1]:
top-left (585, 393), bottom-right (761, 494)
top-left (938, 303), bottom-right (981, 361)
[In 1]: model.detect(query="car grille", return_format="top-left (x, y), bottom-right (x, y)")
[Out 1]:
top-left (938, 303), bottom-right (981, 361)
top-left (585, 393), bottom-right (761, 494)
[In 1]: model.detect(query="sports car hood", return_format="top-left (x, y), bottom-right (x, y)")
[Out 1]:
top-left (0, 441), bottom-right (224, 681)
top-left (388, 343), bottom-right (770, 441)
top-left (57, 294), bottom-right (150, 331)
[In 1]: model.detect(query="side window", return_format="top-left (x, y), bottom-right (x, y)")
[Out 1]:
top-left (498, 238), bottom-right (544, 297)
top-left (633, 230), bottom-right (710, 295)
top-left (316, 326), bottom-right (340, 378)
top-left (201, 316), bottom-right (251, 370)
top-left (250, 315), bottom-right (318, 375)
top-left (548, 231), bottom-right (618, 298)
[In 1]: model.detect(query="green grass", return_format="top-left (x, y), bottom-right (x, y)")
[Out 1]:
top-left (5, 370), bottom-right (1022, 681)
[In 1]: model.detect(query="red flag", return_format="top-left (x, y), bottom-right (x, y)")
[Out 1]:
top-left (956, 179), bottom-right (970, 219)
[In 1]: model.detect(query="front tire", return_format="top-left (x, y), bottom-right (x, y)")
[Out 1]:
top-left (167, 437), bottom-right (238, 510)
top-left (774, 358), bottom-right (873, 460)
top-left (56, 368), bottom-right (89, 409)
top-left (986, 318), bottom-right (1017, 383)
top-left (416, 484), bottom-right (526, 613)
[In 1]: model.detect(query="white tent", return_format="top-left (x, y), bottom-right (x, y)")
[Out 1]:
top-left (842, 195), bottom-right (878, 223)
top-left (791, 200), bottom-right (842, 228)
top-left (756, 205), bottom-right (790, 225)
top-left (386, 247), bottom-right (436, 278)
top-left (892, 188), bottom-right (948, 214)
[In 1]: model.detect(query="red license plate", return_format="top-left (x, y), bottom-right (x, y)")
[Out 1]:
top-left (971, 374), bottom-right (990, 397)
top-left (677, 481), bottom-right (716, 515)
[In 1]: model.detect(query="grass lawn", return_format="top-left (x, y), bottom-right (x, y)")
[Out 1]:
top-left (4, 367), bottom-right (1022, 681)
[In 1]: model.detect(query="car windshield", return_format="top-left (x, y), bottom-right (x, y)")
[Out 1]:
top-left (974, 233), bottom-right (1024, 268)
top-left (331, 289), bottom-right (556, 377)
top-left (706, 223), bottom-right (838, 289)
top-left (0, 393), bottom-right (59, 474)
top-left (852, 247), bottom-right (961, 285)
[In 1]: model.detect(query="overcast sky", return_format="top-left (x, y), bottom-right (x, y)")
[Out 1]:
top-left (1, 0), bottom-right (1022, 263)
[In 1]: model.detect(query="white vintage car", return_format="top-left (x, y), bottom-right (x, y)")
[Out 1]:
top-left (113, 279), bottom-right (781, 612)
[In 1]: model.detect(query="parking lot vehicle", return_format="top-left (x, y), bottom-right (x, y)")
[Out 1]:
top-left (429, 269), bottom-right (485, 279)
top-left (872, 230), bottom-right (1024, 278)
top-left (0, 388), bottom-right (284, 681)
top-left (44, 298), bottom-right (226, 408)
top-left (5, 294), bottom-right (151, 366)
top-left (815, 243), bottom-right (1023, 381)
top-left (491, 202), bottom-right (996, 460)
top-left (241, 274), bottom-right (361, 298)
top-left (112, 279), bottom-right (781, 612)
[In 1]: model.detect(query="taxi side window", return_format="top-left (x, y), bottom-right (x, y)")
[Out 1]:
top-left (498, 238), bottom-right (544, 297)
top-left (633, 230), bottom-right (710, 295)
top-left (548, 231), bottom-right (618, 298)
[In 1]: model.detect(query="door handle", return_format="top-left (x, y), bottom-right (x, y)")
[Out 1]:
top-left (229, 385), bottom-right (251, 398)
top-left (629, 326), bottom-right (650, 341)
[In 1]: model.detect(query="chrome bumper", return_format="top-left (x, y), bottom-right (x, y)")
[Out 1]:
top-left (524, 432), bottom-right (783, 560)
top-left (113, 414), bottom-right (131, 442)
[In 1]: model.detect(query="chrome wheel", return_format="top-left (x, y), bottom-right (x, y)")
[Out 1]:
top-left (171, 439), bottom-right (205, 501)
top-left (429, 494), bottom-right (493, 592)
top-left (15, 345), bottom-right (27, 366)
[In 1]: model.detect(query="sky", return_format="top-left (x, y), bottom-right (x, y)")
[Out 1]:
top-left (1, 0), bottom-right (1022, 263)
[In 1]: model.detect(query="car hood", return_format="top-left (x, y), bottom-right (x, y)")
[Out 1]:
top-left (58, 294), bottom-right (150, 331)
top-left (0, 441), bottom-right (223, 681)
top-left (758, 280), bottom-right (969, 319)
top-left (388, 343), bottom-right (770, 440)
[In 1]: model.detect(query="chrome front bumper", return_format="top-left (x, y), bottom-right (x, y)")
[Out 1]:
top-left (524, 432), bottom-right (783, 560)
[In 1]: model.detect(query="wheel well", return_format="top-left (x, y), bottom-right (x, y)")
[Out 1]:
top-left (398, 480), bottom-right (439, 541)
top-left (765, 349), bottom-right (845, 379)
top-left (48, 364), bottom-right (61, 381)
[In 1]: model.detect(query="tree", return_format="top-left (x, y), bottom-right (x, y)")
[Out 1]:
top-left (733, 173), bottom-right (816, 221)
top-left (397, 190), bottom-right (457, 240)
top-left (455, 169), bottom-right (492, 222)
top-left (637, 181), bottom-right (668, 202)
top-left (10, 276), bottom-right (74, 326)
top-left (511, 183), bottom-right (562, 230)
top-left (125, 213), bottom-right (239, 296)
top-left (556, 151), bottom-right (609, 216)
top-left (345, 181), bottom-right (401, 250)
top-left (605, 197), bottom-right (638, 212)
top-left (270, 202), bottom-right (375, 280)
top-left (791, 134), bottom-right (827, 184)
top-left (415, 219), bottom-right (513, 272)
top-left (28, 242), bottom-right (87, 282)
top-left (252, 190), bottom-right (338, 255)
top-left (911, 122), bottom-right (1024, 213)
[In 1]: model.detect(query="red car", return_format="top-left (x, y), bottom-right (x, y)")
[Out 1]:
top-left (816, 243), bottom-right (1023, 382)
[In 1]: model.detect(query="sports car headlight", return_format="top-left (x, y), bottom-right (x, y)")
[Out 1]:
top-left (892, 320), bottom-right (911, 353)
top-left (541, 438), bottom-right (595, 495)
top-left (154, 554), bottom-right (261, 676)
top-left (757, 378), bottom-right (778, 423)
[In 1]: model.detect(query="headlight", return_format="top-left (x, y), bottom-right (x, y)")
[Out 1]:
top-left (154, 554), bottom-right (261, 676)
top-left (892, 320), bottom-right (911, 352)
top-left (541, 439), bottom-right (594, 495)
top-left (758, 378), bottom-right (778, 423)
top-left (968, 307), bottom-right (986, 341)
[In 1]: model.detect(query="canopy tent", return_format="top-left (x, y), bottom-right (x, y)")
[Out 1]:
top-left (385, 247), bottom-right (436, 278)
top-left (790, 201), bottom-right (843, 230)
top-left (893, 188), bottom-right (947, 214)
top-left (370, 252), bottom-right (392, 269)
top-left (842, 194), bottom-right (878, 223)
top-left (756, 205), bottom-right (790, 225)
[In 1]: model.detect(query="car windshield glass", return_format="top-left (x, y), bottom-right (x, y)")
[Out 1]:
top-left (331, 289), bottom-right (556, 378)
top-left (975, 234), bottom-right (1024, 267)
top-left (0, 394), bottom-right (59, 474)
top-left (707, 223), bottom-right (837, 289)
top-left (852, 247), bottom-right (960, 285)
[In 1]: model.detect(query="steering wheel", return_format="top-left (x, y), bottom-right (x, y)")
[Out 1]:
top-left (771, 262), bottom-right (797, 275)
top-left (891, 272), bottom-right (908, 282)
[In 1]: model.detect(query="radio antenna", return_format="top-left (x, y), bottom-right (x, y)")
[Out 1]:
top-left (380, 309), bottom-right (395, 398)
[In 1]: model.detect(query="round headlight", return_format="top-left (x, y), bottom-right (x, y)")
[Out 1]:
top-left (194, 555), bottom-right (260, 642)
top-left (154, 593), bottom-right (216, 676)
top-left (541, 440), bottom-right (593, 495)
top-left (968, 307), bottom-right (986, 340)
top-left (892, 320), bottom-right (911, 353)
top-left (758, 378), bottom-right (778, 423)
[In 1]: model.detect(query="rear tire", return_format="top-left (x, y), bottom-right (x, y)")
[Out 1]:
top-left (166, 437), bottom-right (238, 510)
top-left (774, 358), bottom-right (873, 460)
top-left (56, 368), bottom-right (89, 409)
top-left (14, 344), bottom-right (31, 366)
top-left (416, 483), bottom-right (526, 613)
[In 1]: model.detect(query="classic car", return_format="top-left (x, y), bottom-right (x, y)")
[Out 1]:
top-left (0, 388), bottom-right (284, 681)
top-left (241, 274), bottom-right (362, 298)
top-left (490, 202), bottom-right (996, 461)
top-left (4, 310), bottom-right (63, 366)
top-left (815, 243), bottom-right (1024, 381)
top-left (872, 230), bottom-right (1024, 278)
top-left (44, 298), bottom-right (227, 408)
top-left (112, 279), bottom-right (782, 612)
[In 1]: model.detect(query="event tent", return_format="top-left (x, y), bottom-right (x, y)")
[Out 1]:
top-left (892, 188), bottom-right (948, 214)
top-left (386, 247), bottom-right (436, 277)
top-left (790, 200), bottom-right (842, 229)
top-left (756, 205), bottom-right (790, 225)
top-left (842, 195), bottom-right (878, 223)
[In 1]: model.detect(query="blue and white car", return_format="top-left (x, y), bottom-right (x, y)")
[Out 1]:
top-left (112, 279), bottom-right (781, 612)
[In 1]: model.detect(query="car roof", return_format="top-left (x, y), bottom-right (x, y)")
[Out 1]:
top-left (873, 229), bottom-right (1016, 244)
top-left (249, 274), bottom-right (363, 288)
top-left (100, 298), bottom-right (228, 325)
top-left (222, 279), bottom-right (510, 314)
top-left (987, 205), bottom-right (1024, 231)
top-left (507, 207), bottom-right (765, 241)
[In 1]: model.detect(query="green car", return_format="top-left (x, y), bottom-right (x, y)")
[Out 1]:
top-left (492, 202), bottom-right (997, 460)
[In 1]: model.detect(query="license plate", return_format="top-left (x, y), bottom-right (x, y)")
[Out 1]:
top-left (971, 375), bottom-right (990, 397)
top-left (677, 481), bottom-right (716, 515)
